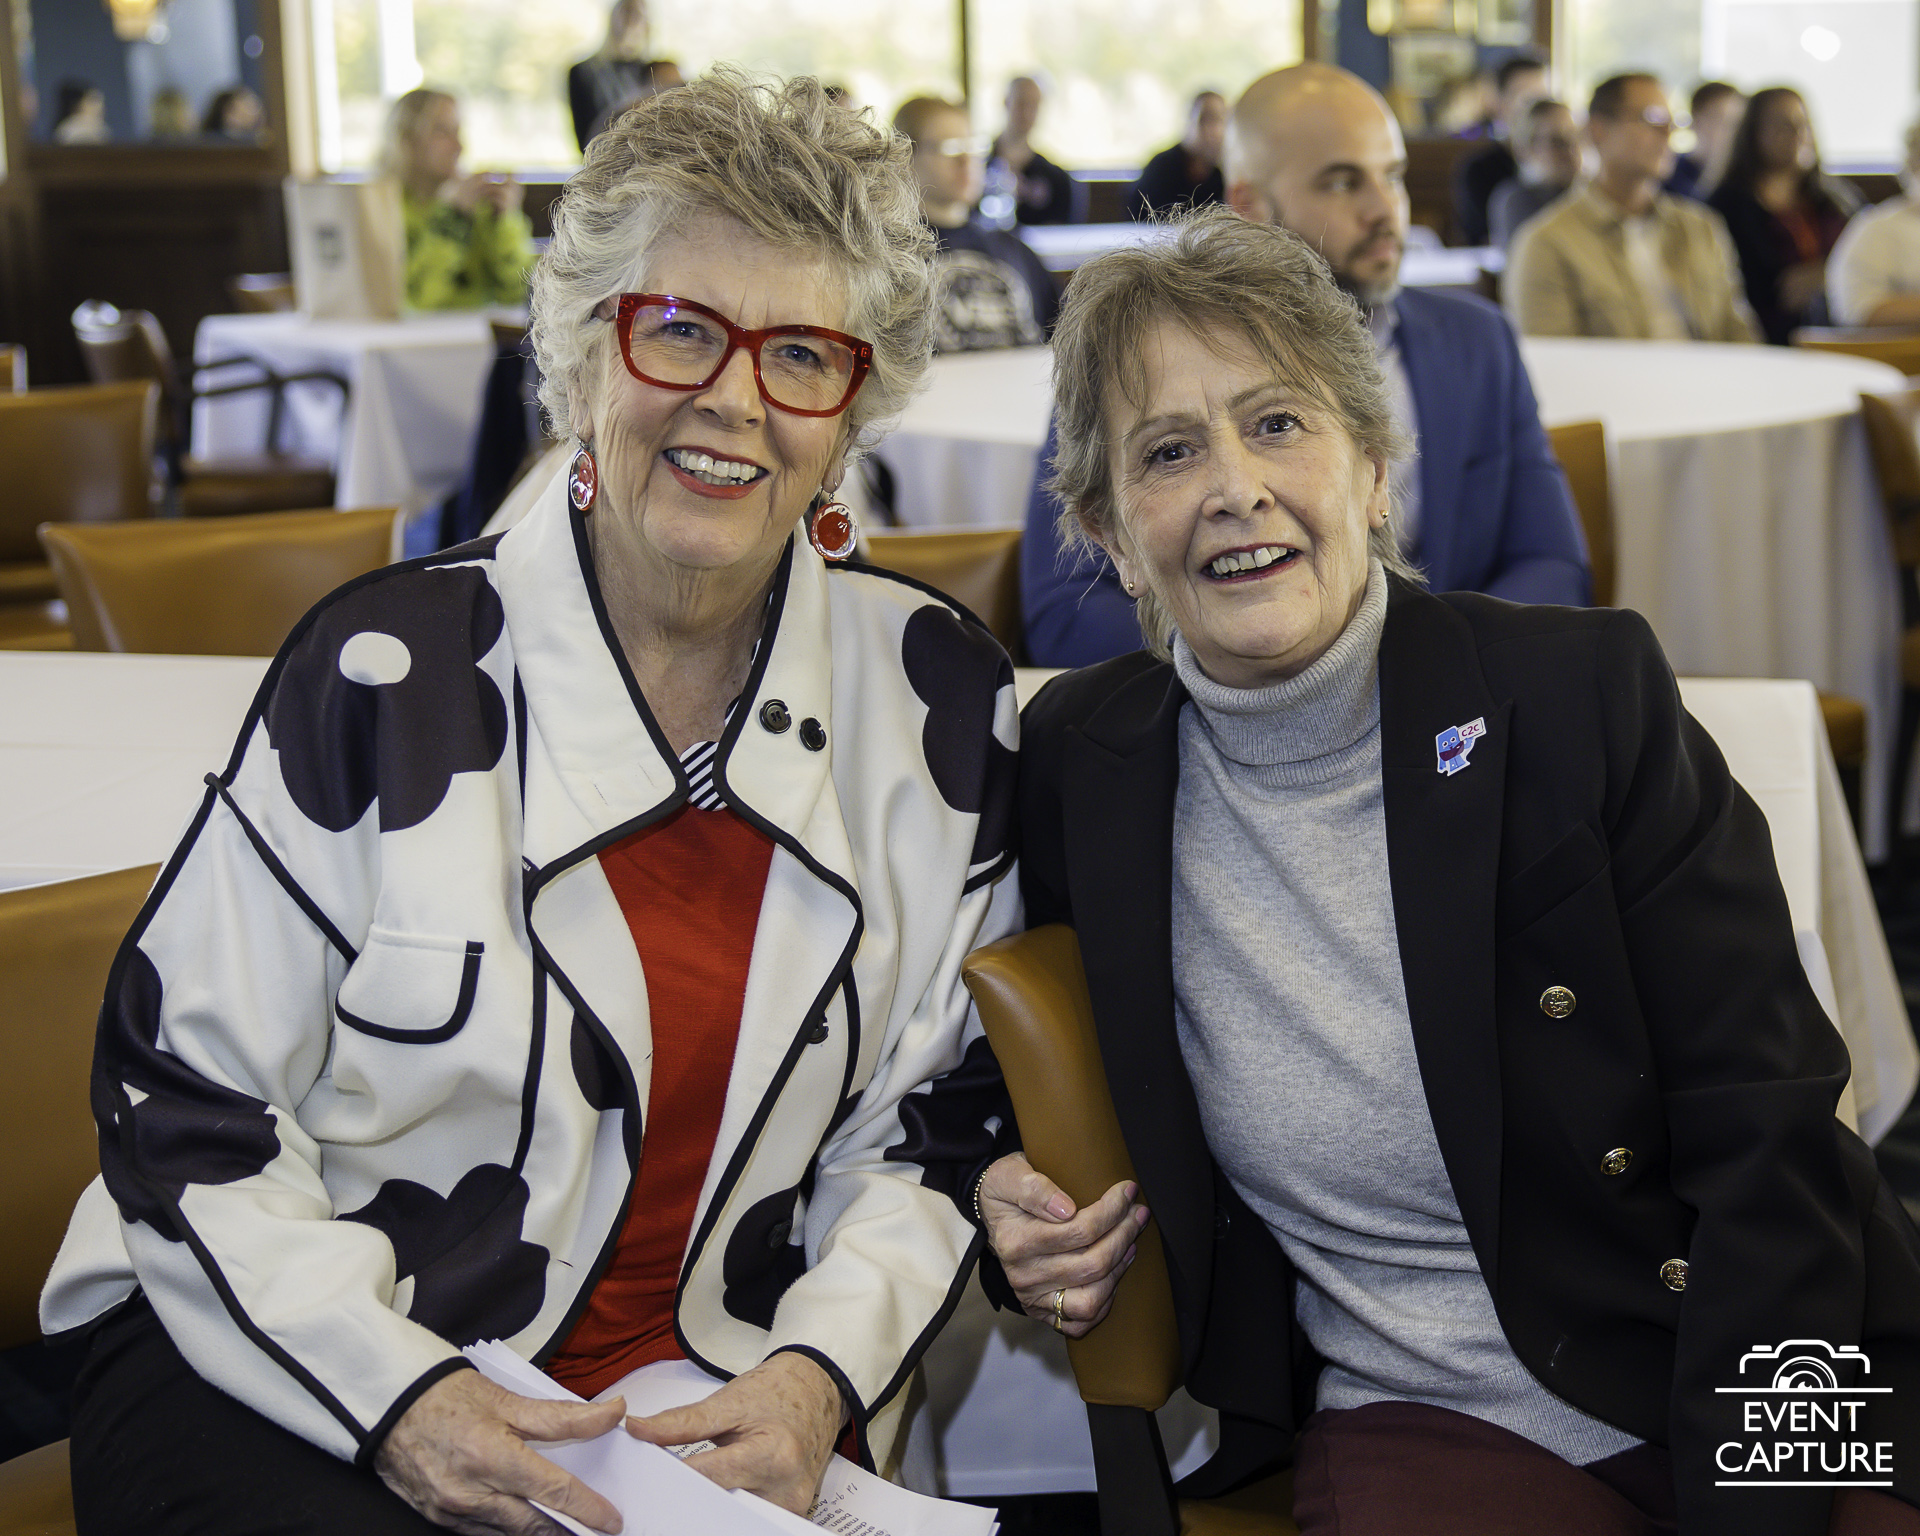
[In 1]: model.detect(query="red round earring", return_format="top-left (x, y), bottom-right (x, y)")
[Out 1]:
top-left (809, 500), bottom-right (857, 561)
top-left (567, 445), bottom-right (599, 512)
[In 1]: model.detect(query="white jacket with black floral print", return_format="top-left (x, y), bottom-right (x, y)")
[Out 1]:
top-left (42, 475), bottom-right (1021, 1471)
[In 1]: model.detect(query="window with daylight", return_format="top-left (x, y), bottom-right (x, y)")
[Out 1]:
top-left (1561, 0), bottom-right (1916, 166)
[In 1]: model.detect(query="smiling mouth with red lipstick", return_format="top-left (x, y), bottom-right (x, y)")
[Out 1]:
top-left (1201, 542), bottom-right (1302, 582)
top-left (663, 445), bottom-right (769, 500)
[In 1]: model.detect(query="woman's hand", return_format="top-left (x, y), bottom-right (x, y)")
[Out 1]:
top-left (978, 1152), bottom-right (1150, 1338)
top-left (375, 1369), bottom-right (627, 1535)
top-left (624, 1351), bottom-right (845, 1516)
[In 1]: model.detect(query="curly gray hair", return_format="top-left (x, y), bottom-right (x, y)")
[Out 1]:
top-left (530, 68), bottom-right (935, 461)
top-left (1048, 206), bottom-right (1420, 659)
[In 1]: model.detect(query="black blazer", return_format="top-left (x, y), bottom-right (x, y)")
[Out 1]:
top-left (1015, 583), bottom-right (1920, 1536)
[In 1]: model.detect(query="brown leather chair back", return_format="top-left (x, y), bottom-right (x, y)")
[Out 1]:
top-left (0, 347), bottom-right (25, 393)
top-left (1545, 420), bottom-right (1613, 608)
top-left (0, 864), bottom-right (157, 1350)
top-left (0, 382), bottom-right (158, 566)
top-left (227, 273), bottom-right (296, 313)
top-left (1861, 390), bottom-right (1920, 570)
top-left (963, 926), bottom-right (1299, 1534)
top-left (865, 528), bottom-right (1024, 660)
top-left (1793, 326), bottom-right (1920, 376)
top-left (71, 302), bottom-right (183, 451)
top-left (40, 506), bottom-right (399, 655)
top-left (962, 924), bottom-right (1183, 1410)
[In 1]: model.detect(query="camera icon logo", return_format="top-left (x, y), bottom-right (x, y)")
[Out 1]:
top-left (1737, 1339), bottom-right (1872, 1391)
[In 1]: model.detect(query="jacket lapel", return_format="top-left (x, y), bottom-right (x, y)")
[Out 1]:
top-left (1064, 664), bottom-right (1218, 1340)
top-left (1379, 585), bottom-right (1510, 1286)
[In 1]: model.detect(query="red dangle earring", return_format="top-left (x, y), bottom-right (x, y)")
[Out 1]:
top-left (809, 498), bottom-right (857, 561)
top-left (567, 442), bottom-right (599, 513)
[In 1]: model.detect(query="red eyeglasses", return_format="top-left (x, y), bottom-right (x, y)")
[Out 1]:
top-left (612, 293), bottom-right (875, 418)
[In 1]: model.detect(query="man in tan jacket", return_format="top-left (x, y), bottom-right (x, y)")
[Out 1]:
top-left (1506, 73), bottom-right (1758, 343)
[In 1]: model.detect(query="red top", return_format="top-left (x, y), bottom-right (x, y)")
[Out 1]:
top-left (546, 803), bottom-right (776, 1398)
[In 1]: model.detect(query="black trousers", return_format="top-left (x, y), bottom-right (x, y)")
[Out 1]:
top-left (69, 1295), bottom-right (441, 1536)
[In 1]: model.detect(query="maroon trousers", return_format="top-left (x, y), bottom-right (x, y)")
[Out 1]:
top-left (1291, 1401), bottom-right (1920, 1536)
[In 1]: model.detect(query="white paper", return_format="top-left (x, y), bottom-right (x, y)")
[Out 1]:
top-left (464, 1343), bottom-right (997, 1536)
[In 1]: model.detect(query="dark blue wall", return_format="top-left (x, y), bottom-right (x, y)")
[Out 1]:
top-left (30, 0), bottom-right (134, 141)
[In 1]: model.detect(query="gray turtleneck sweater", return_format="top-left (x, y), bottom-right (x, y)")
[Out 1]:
top-left (1169, 562), bottom-right (1636, 1466)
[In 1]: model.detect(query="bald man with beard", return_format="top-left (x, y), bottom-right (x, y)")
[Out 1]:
top-left (1020, 64), bottom-right (1591, 667)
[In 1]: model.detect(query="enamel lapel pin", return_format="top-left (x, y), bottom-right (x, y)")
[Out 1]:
top-left (1436, 717), bottom-right (1486, 777)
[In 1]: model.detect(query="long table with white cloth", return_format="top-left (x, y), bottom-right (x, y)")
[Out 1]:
top-left (191, 311), bottom-right (505, 514)
top-left (870, 339), bottom-right (1909, 860)
top-left (0, 652), bottom-right (1911, 1492)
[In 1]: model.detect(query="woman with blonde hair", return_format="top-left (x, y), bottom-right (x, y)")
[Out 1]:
top-left (383, 87), bottom-right (535, 311)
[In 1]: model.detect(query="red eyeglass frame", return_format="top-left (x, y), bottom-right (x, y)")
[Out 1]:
top-left (612, 293), bottom-right (875, 418)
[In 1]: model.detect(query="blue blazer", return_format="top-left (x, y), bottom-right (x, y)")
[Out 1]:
top-left (1020, 286), bottom-right (1592, 668)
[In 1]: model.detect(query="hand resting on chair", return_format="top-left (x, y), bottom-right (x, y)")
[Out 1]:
top-left (976, 1153), bottom-right (1152, 1337)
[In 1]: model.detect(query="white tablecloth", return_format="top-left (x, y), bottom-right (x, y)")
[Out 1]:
top-left (909, 669), bottom-right (1917, 1499)
top-left (1016, 222), bottom-right (1502, 288)
top-left (872, 339), bottom-right (1909, 855)
top-left (0, 652), bottom-right (270, 891)
top-left (192, 311), bottom-right (502, 514)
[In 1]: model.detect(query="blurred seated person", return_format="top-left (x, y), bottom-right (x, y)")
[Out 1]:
top-left (148, 86), bottom-right (194, 140)
top-left (203, 86), bottom-right (265, 141)
top-left (1429, 71), bottom-right (1494, 137)
top-left (991, 76), bottom-right (1082, 225)
top-left (52, 80), bottom-right (108, 144)
top-left (1487, 97), bottom-right (1581, 250)
top-left (1666, 80), bottom-right (1743, 201)
top-left (1022, 63), bottom-right (1586, 668)
top-left (1452, 53), bottom-right (1548, 246)
top-left (568, 0), bottom-right (652, 152)
top-left (586, 59), bottom-right (685, 145)
top-left (1507, 74), bottom-right (1757, 342)
top-left (1830, 119), bottom-right (1920, 327)
top-left (1128, 90), bottom-right (1228, 219)
top-left (1710, 87), bottom-right (1859, 344)
top-left (896, 96), bottom-right (1059, 350)
top-left (383, 88), bottom-right (536, 312)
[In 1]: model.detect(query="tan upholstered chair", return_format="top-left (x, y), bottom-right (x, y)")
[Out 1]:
top-left (863, 528), bottom-right (1024, 661)
top-left (40, 507), bottom-right (400, 656)
top-left (1792, 326), bottom-right (1920, 376)
top-left (963, 926), bottom-right (1299, 1536)
top-left (226, 273), bottom-right (296, 313)
top-left (0, 862), bottom-right (161, 1536)
top-left (0, 381), bottom-right (159, 651)
top-left (71, 301), bottom-right (341, 518)
top-left (1545, 420), bottom-right (1614, 608)
top-left (1861, 389), bottom-right (1920, 857)
top-left (1544, 418), bottom-right (1868, 828)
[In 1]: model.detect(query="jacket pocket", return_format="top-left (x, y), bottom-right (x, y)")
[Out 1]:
top-left (335, 928), bottom-right (484, 1043)
top-left (1500, 822), bottom-right (1608, 935)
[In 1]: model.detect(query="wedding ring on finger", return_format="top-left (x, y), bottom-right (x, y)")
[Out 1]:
top-left (1051, 1287), bottom-right (1066, 1333)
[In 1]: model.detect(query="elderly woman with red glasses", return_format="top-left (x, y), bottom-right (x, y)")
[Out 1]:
top-left (45, 70), bottom-right (1019, 1536)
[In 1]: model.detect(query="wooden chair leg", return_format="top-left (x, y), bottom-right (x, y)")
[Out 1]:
top-left (1088, 1403), bottom-right (1180, 1536)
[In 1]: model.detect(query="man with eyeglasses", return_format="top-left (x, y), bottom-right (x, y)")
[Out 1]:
top-left (1506, 74), bottom-right (1759, 343)
top-left (894, 96), bottom-right (1060, 353)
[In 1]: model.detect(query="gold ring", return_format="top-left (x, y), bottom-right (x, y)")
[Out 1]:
top-left (1051, 1287), bottom-right (1066, 1333)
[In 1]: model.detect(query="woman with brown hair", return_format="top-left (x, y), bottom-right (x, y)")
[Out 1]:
top-left (1710, 86), bottom-right (1860, 343)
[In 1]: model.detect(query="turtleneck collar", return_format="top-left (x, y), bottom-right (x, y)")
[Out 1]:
top-left (1171, 560), bottom-right (1387, 776)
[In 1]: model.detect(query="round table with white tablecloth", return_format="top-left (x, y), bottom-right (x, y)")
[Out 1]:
top-left (869, 337), bottom-right (1909, 854)
top-left (192, 310), bottom-right (505, 515)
